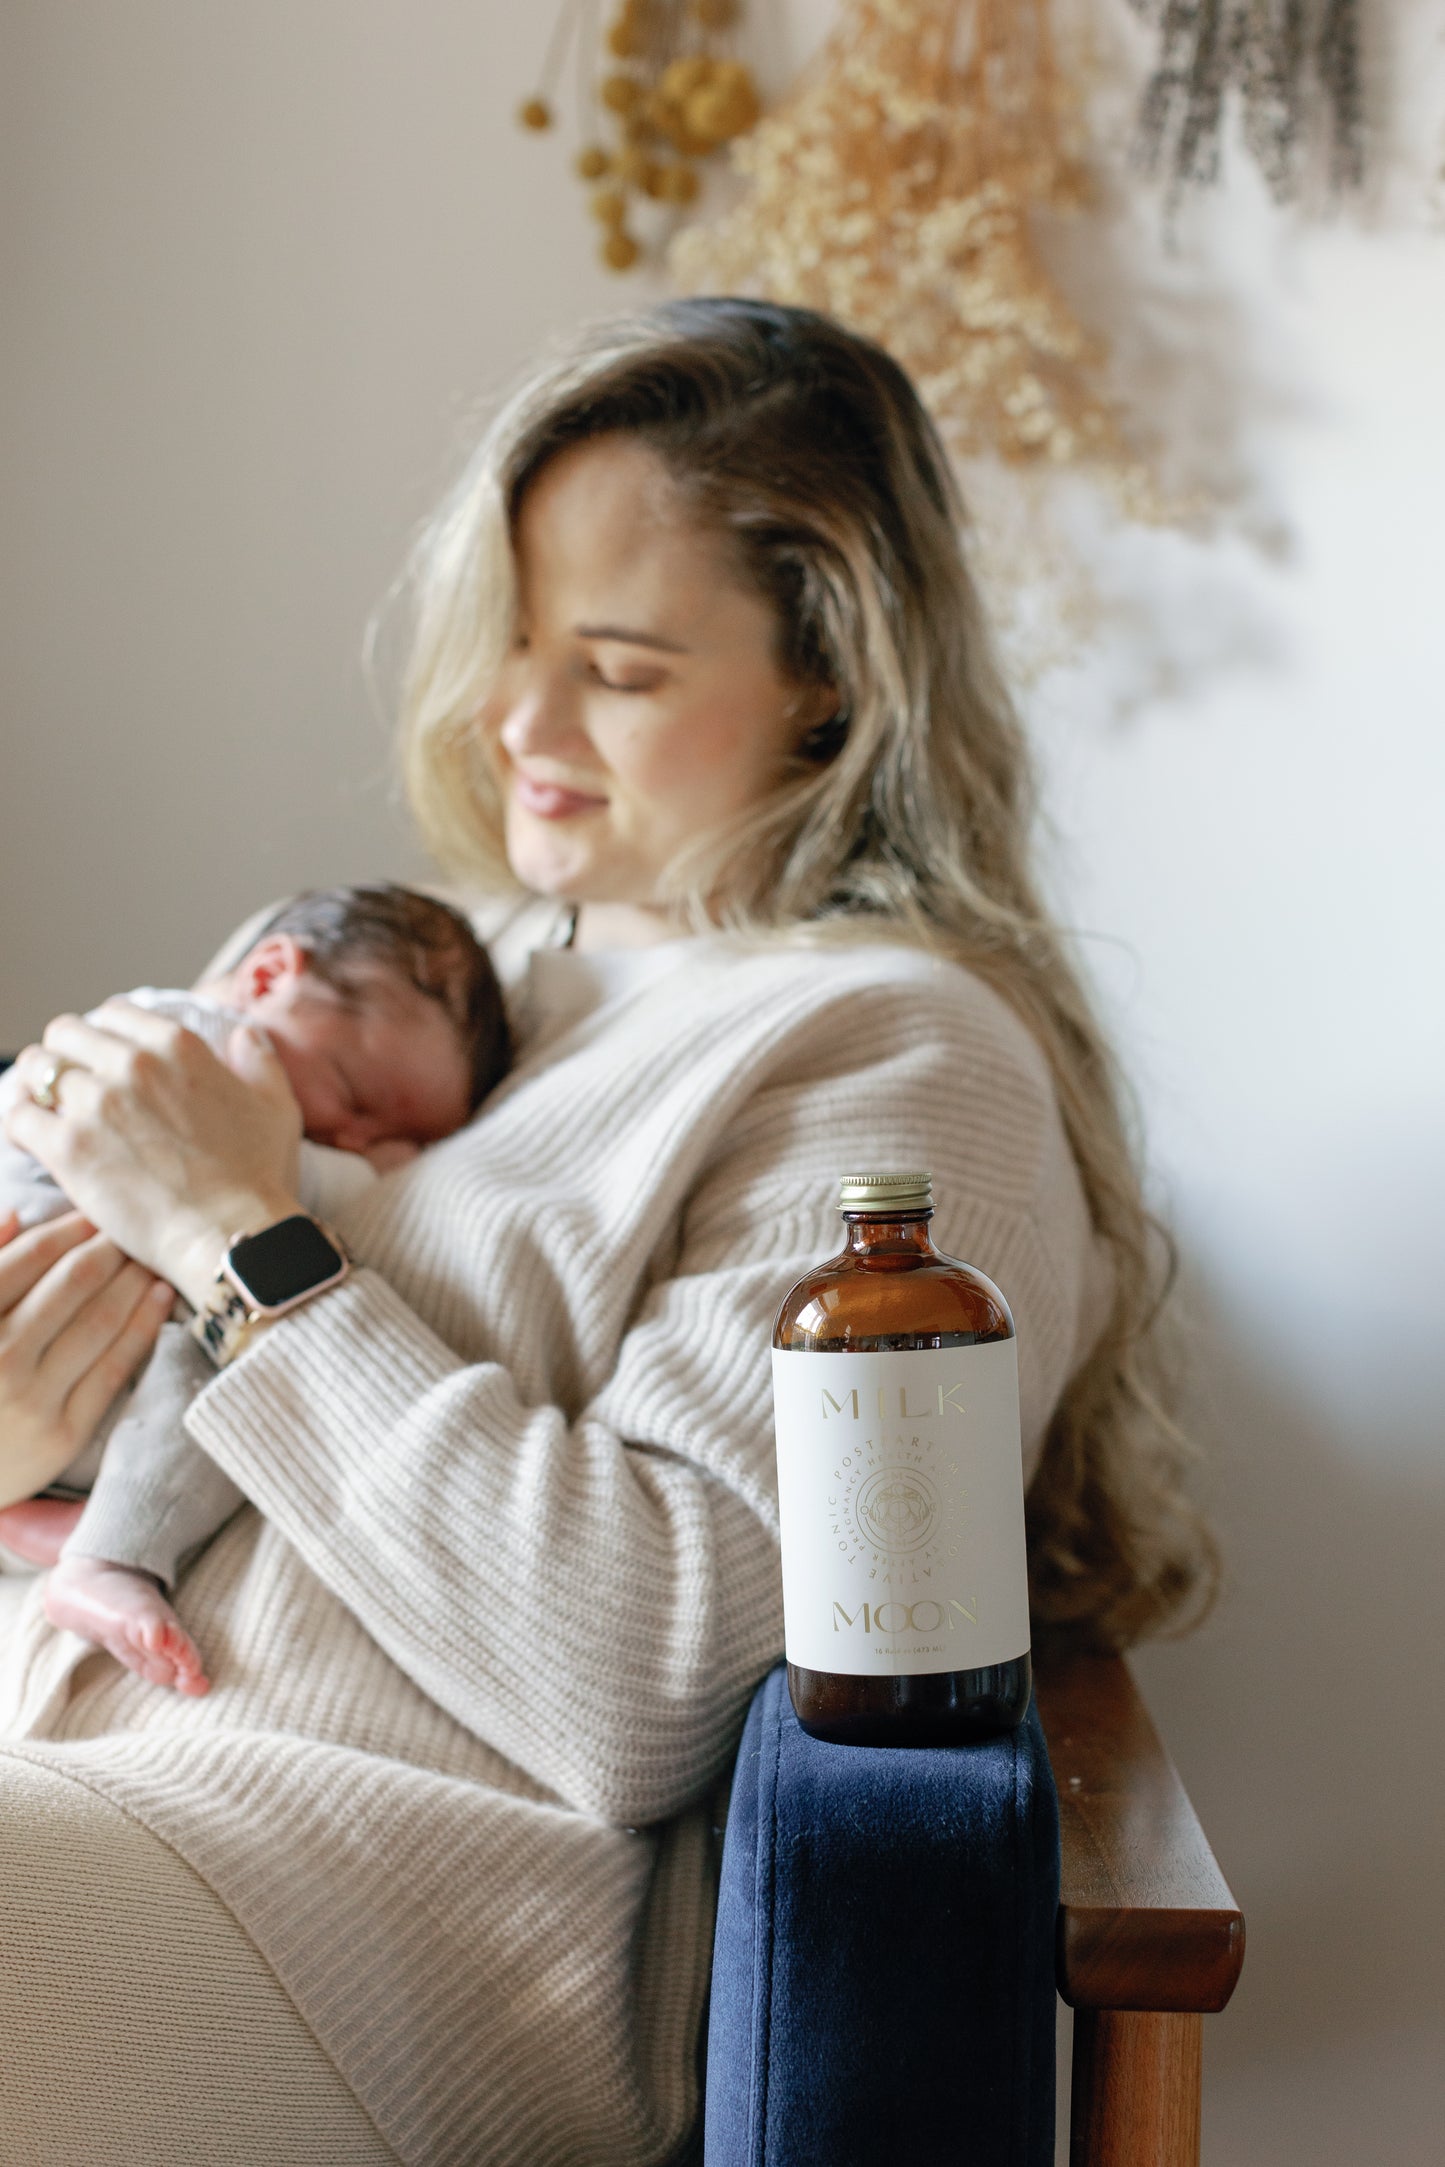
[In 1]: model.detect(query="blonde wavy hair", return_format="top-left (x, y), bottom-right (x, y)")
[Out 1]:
top-left (400, 298), bottom-right (1217, 1650)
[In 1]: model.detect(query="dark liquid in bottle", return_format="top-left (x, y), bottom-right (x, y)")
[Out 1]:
top-left (774, 1207), bottom-right (1031, 1745)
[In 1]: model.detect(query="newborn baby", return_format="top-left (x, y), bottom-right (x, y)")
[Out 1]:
top-left (0, 882), bottom-right (508, 1694)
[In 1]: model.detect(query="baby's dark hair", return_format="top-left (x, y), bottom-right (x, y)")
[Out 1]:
top-left (255, 883), bottom-right (509, 1110)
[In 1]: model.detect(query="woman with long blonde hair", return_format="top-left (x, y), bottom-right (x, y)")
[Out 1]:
top-left (0, 298), bottom-right (1211, 2162)
top-left (407, 295), bottom-right (1215, 1651)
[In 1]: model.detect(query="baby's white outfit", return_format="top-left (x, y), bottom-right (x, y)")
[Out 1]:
top-left (0, 987), bottom-right (377, 1588)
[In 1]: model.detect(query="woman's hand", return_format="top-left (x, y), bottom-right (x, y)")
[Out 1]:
top-left (363, 1138), bottom-right (421, 1174)
top-left (3, 1003), bottom-right (303, 1312)
top-left (0, 1211), bottom-right (174, 1507)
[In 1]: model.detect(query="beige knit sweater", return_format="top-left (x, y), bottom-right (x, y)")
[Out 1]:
top-left (0, 916), bottom-right (1107, 2167)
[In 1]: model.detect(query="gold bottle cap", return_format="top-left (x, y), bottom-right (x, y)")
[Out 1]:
top-left (838, 1171), bottom-right (933, 1213)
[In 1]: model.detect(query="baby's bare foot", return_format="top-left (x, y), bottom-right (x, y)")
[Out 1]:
top-left (0, 1496), bottom-right (85, 1566)
top-left (44, 1555), bottom-right (211, 1696)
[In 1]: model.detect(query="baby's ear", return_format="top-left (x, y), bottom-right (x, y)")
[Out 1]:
top-left (235, 933), bottom-right (308, 1004)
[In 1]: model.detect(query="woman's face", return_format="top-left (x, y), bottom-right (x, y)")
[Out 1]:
top-left (484, 434), bottom-right (828, 912)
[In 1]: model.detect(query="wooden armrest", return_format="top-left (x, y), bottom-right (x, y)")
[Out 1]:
top-left (1034, 1653), bottom-right (1245, 2014)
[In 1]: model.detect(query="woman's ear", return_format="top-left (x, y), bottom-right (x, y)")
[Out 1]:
top-left (787, 674), bottom-right (849, 762)
top-left (796, 694), bottom-right (851, 764)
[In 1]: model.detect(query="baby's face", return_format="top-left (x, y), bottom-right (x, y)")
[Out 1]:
top-left (237, 960), bottom-right (472, 1158)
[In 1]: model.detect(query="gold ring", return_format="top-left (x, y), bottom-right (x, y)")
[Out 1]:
top-left (30, 1054), bottom-right (73, 1112)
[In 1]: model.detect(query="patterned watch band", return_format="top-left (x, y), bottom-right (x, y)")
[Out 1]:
top-left (190, 1280), bottom-right (259, 1368)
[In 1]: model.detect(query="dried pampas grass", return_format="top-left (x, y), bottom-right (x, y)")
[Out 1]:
top-left (672, 0), bottom-right (1147, 489)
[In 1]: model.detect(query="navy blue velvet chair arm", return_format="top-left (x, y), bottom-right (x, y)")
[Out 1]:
top-left (704, 1664), bottom-right (1059, 2167)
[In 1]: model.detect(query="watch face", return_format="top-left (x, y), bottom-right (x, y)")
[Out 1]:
top-left (230, 1216), bottom-right (346, 1309)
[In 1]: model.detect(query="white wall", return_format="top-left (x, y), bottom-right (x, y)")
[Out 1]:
top-left (0, 1), bottom-right (633, 1038)
top-left (3, 7), bottom-right (1441, 2162)
top-left (1037, 217), bottom-right (1445, 2164)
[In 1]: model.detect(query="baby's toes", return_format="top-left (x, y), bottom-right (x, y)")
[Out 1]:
top-left (154, 1618), bottom-right (211, 1697)
top-left (126, 1640), bottom-right (181, 1690)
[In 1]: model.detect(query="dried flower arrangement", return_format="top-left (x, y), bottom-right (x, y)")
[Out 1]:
top-left (1129, 0), bottom-right (1365, 202)
top-left (669, 0), bottom-right (1137, 485)
top-left (517, 0), bottom-right (762, 270)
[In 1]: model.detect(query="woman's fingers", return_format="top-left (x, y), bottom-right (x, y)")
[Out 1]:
top-left (86, 996), bottom-right (194, 1048)
top-left (1, 1048), bottom-right (95, 1158)
top-left (2, 1063), bottom-right (104, 1157)
top-left (60, 1276), bottom-right (175, 1444)
top-left (0, 1222), bottom-right (163, 1494)
top-left (42, 999), bottom-right (189, 1069)
top-left (36, 1248), bottom-right (167, 1412)
top-left (1, 1229), bottom-right (140, 1372)
top-left (0, 1210), bottom-right (97, 1314)
top-left (0, 1215), bottom-right (171, 1500)
top-left (223, 1021), bottom-right (292, 1106)
top-left (9, 1005), bottom-right (203, 1115)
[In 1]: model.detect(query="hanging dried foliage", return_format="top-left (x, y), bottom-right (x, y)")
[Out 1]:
top-left (670, 0), bottom-right (1138, 484)
top-left (1130, 0), bottom-right (1365, 201)
top-left (517, 0), bottom-right (762, 272)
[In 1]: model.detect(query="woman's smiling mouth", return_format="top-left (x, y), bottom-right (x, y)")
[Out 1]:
top-left (512, 771), bottom-right (609, 820)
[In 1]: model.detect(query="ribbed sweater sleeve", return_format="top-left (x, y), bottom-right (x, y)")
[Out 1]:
top-left (185, 1270), bottom-right (778, 1825)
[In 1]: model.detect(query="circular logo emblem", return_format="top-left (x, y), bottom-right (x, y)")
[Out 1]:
top-left (855, 1466), bottom-right (939, 1554)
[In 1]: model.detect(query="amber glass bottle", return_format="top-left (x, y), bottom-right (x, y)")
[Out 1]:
top-left (771, 1173), bottom-right (1032, 1745)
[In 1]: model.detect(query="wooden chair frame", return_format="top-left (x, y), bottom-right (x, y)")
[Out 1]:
top-left (1035, 1655), bottom-right (1245, 2167)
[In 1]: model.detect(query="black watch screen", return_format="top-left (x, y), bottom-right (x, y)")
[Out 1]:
top-left (229, 1215), bottom-right (346, 1309)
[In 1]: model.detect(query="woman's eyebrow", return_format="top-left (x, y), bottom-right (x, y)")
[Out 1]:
top-left (573, 623), bottom-right (690, 653)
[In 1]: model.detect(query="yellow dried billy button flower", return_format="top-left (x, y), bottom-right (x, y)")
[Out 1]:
top-left (520, 0), bottom-right (760, 277)
top-left (650, 60), bottom-right (720, 157)
top-left (655, 161), bottom-right (700, 204)
top-left (685, 75), bottom-right (759, 146)
top-left (647, 111), bottom-right (707, 157)
top-left (659, 55), bottom-right (713, 102)
top-left (684, 62), bottom-right (762, 146)
top-left (614, 144), bottom-right (660, 189)
top-left (600, 72), bottom-right (643, 116)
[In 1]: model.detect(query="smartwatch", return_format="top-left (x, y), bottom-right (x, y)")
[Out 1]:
top-left (191, 1213), bottom-right (350, 1368)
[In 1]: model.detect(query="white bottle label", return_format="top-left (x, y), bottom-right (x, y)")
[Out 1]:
top-left (771, 1340), bottom-right (1030, 1677)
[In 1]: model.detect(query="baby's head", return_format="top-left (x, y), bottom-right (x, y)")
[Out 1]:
top-left (204, 885), bottom-right (509, 1160)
